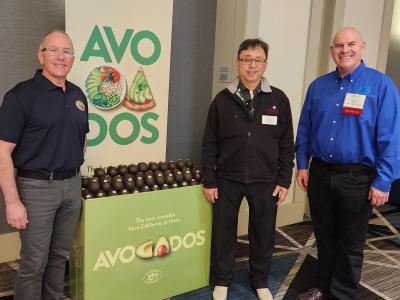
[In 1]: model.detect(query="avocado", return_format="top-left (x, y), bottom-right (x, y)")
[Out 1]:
top-left (118, 189), bottom-right (129, 195)
top-left (154, 236), bottom-right (170, 257)
top-left (87, 178), bottom-right (100, 194)
top-left (103, 174), bottom-right (112, 182)
top-left (128, 164), bottom-right (138, 174)
top-left (136, 240), bottom-right (153, 259)
top-left (190, 178), bottom-right (198, 186)
top-left (137, 162), bottom-right (148, 172)
top-left (82, 176), bottom-right (89, 188)
top-left (140, 185), bottom-right (150, 193)
top-left (107, 189), bottom-right (118, 197)
top-left (175, 159), bottom-right (185, 170)
top-left (167, 161), bottom-right (177, 170)
top-left (179, 181), bottom-right (188, 187)
top-left (148, 162), bottom-right (159, 172)
top-left (94, 167), bottom-right (106, 178)
top-left (181, 166), bottom-right (190, 173)
top-left (158, 161), bottom-right (168, 171)
top-left (112, 176), bottom-right (124, 191)
top-left (83, 189), bottom-right (94, 199)
top-left (161, 183), bottom-right (169, 190)
top-left (123, 173), bottom-right (134, 182)
top-left (192, 168), bottom-right (202, 182)
top-left (192, 166), bottom-right (200, 173)
top-left (173, 170), bottom-right (183, 183)
top-left (131, 187), bottom-right (140, 194)
top-left (154, 172), bottom-right (165, 186)
top-left (151, 184), bottom-right (160, 191)
top-left (124, 174), bottom-right (135, 190)
top-left (144, 170), bottom-right (154, 177)
top-left (170, 182), bottom-right (178, 189)
top-left (145, 175), bottom-right (155, 187)
top-left (100, 179), bottom-right (112, 192)
top-left (183, 170), bottom-right (193, 182)
top-left (184, 159), bottom-right (193, 168)
top-left (117, 165), bottom-right (128, 175)
top-left (127, 67), bottom-right (154, 106)
top-left (81, 188), bottom-right (86, 197)
top-left (107, 166), bottom-right (118, 177)
top-left (135, 174), bottom-right (144, 188)
top-left (165, 173), bottom-right (174, 185)
top-left (95, 190), bottom-right (105, 198)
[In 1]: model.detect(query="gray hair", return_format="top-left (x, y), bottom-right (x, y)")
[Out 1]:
top-left (38, 29), bottom-right (73, 52)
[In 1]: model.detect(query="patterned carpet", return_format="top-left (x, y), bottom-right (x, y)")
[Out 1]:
top-left (1, 204), bottom-right (399, 300)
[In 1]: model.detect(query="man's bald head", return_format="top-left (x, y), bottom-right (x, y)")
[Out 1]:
top-left (330, 27), bottom-right (365, 77)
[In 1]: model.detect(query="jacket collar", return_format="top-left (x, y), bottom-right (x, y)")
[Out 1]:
top-left (227, 76), bottom-right (272, 94)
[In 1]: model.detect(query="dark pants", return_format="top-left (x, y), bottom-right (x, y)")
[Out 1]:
top-left (14, 174), bottom-right (82, 300)
top-left (211, 179), bottom-right (278, 289)
top-left (308, 160), bottom-right (375, 300)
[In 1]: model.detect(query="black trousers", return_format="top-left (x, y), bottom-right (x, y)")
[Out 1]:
top-left (308, 160), bottom-right (375, 300)
top-left (211, 179), bottom-right (278, 288)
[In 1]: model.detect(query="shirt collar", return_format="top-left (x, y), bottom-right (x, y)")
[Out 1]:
top-left (33, 69), bottom-right (70, 92)
top-left (227, 76), bottom-right (272, 94)
top-left (335, 60), bottom-right (366, 81)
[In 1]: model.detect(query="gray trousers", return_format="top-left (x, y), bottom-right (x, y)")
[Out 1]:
top-left (14, 174), bottom-right (82, 300)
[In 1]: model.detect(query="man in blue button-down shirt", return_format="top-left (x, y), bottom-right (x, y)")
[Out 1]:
top-left (295, 27), bottom-right (400, 300)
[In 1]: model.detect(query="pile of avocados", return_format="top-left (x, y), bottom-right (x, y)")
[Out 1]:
top-left (81, 159), bottom-right (202, 199)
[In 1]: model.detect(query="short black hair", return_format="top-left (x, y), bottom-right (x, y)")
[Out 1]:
top-left (237, 38), bottom-right (269, 59)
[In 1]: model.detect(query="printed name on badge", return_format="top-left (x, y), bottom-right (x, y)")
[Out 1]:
top-left (262, 115), bottom-right (277, 125)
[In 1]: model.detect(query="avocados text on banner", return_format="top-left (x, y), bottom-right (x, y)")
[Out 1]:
top-left (66, 0), bottom-right (173, 175)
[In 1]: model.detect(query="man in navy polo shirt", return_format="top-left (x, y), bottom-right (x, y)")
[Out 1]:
top-left (0, 30), bottom-right (88, 300)
top-left (296, 27), bottom-right (400, 300)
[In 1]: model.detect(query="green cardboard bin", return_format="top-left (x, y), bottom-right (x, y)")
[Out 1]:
top-left (70, 185), bottom-right (211, 300)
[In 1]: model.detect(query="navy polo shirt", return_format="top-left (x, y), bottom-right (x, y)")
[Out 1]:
top-left (0, 70), bottom-right (89, 172)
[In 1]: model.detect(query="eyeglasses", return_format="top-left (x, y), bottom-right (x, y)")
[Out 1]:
top-left (239, 58), bottom-right (267, 66)
top-left (41, 46), bottom-right (75, 57)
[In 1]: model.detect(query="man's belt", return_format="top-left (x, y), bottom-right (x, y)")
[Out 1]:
top-left (312, 158), bottom-right (374, 173)
top-left (17, 168), bottom-right (80, 180)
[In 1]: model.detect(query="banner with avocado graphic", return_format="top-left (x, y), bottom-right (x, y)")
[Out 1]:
top-left (65, 0), bottom-right (173, 175)
top-left (70, 186), bottom-right (212, 300)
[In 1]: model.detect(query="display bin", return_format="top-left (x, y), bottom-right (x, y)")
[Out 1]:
top-left (70, 185), bottom-right (212, 300)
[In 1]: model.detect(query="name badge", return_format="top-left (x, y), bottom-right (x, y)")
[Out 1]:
top-left (262, 115), bottom-right (277, 125)
top-left (342, 93), bottom-right (366, 116)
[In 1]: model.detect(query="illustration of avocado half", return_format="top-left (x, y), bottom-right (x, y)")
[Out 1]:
top-left (136, 236), bottom-right (170, 259)
top-left (136, 240), bottom-right (153, 258)
top-left (154, 236), bottom-right (170, 257)
top-left (123, 67), bottom-right (155, 111)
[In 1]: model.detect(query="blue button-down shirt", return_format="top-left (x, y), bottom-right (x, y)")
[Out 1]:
top-left (296, 61), bottom-right (400, 192)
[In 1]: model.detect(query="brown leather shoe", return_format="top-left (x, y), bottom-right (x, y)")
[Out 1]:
top-left (297, 288), bottom-right (325, 300)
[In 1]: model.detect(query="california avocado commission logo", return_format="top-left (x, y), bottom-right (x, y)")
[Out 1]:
top-left (143, 269), bottom-right (162, 285)
top-left (81, 25), bottom-right (161, 147)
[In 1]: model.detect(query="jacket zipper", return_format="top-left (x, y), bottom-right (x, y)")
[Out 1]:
top-left (245, 130), bottom-right (251, 183)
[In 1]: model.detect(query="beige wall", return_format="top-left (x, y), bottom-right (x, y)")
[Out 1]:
top-left (329, 0), bottom-right (389, 71)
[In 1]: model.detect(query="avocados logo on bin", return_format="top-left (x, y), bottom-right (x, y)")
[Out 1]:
top-left (143, 269), bottom-right (163, 285)
top-left (93, 230), bottom-right (205, 271)
top-left (81, 25), bottom-right (162, 147)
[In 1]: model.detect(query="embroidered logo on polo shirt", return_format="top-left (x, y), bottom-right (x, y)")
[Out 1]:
top-left (75, 100), bottom-right (85, 112)
top-left (355, 86), bottom-right (371, 94)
